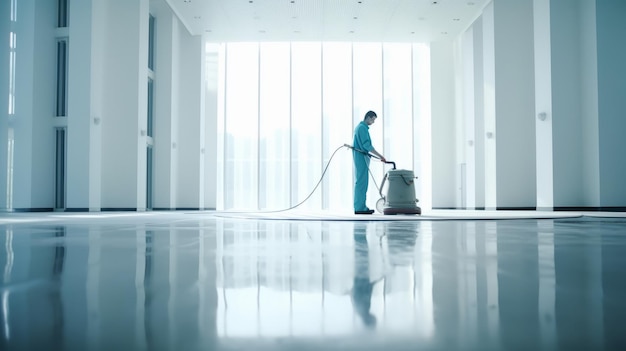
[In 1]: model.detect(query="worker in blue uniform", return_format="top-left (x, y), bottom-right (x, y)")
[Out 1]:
top-left (353, 111), bottom-right (386, 215)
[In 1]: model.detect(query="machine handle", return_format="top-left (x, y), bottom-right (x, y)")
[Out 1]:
top-left (344, 144), bottom-right (396, 169)
top-left (401, 175), bottom-right (414, 186)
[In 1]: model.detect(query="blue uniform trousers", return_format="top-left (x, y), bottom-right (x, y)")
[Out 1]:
top-left (353, 151), bottom-right (371, 212)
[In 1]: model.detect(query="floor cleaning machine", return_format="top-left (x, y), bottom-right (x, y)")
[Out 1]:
top-left (376, 160), bottom-right (421, 215)
top-left (346, 144), bottom-right (421, 215)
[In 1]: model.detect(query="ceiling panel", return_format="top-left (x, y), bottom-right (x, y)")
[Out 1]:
top-left (165, 0), bottom-right (490, 42)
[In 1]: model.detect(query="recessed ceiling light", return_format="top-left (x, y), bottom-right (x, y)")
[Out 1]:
top-left (432, 1), bottom-right (438, 4)
top-left (353, 16), bottom-right (358, 20)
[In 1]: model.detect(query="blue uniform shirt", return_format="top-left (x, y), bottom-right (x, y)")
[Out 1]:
top-left (353, 121), bottom-right (373, 153)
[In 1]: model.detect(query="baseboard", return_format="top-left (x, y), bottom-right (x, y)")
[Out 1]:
top-left (10, 208), bottom-right (54, 212)
top-left (1, 207), bottom-right (218, 213)
top-left (554, 207), bottom-right (626, 212)
top-left (101, 208), bottom-right (138, 212)
top-left (64, 208), bottom-right (90, 212)
top-left (432, 207), bottom-right (626, 212)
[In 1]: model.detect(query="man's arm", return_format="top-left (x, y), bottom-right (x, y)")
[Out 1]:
top-left (370, 148), bottom-right (386, 163)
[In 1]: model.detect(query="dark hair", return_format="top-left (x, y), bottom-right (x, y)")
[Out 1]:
top-left (364, 111), bottom-right (377, 121)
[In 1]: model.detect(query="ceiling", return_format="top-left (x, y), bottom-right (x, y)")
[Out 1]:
top-left (166, 0), bottom-right (491, 42)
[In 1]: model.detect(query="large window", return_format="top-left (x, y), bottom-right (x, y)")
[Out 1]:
top-left (217, 42), bottom-right (430, 211)
top-left (223, 43), bottom-right (260, 209)
top-left (322, 43), bottom-right (353, 210)
top-left (259, 43), bottom-right (290, 210)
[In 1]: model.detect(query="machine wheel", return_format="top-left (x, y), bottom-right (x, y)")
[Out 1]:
top-left (376, 198), bottom-right (385, 214)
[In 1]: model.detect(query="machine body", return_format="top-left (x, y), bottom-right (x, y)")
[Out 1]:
top-left (377, 168), bottom-right (421, 215)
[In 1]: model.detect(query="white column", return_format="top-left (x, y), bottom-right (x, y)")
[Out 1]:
top-left (461, 28), bottom-right (476, 210)
top-left (472, 19), bottom-right (486, 210)
top-left (100, 0), bottom-right (149, 210)
top-left (483, 0), bottom-right (536, 209)
top-left (413, 43), bottom-right (432, 211)
top-left (152, 5), bottom-right (179, 210)
top-left (482, 2), bottom-right (497, 210)
top-left (533, 0), bottom-right (554, 211)
top-left (580, 0), bottom-right (600, 207)
top-left (430, 41), bottom-right (456, 208)
top-left (204, 44), bottom-right (220, 210)
top-left (177, 32), bottom-right (205, 209)
top-left (67, 0), bottom-right (104, 211)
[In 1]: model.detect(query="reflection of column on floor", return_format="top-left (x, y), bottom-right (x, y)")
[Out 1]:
top-left (215, 220), bottom-right (364, 337)
top-left (431, 222), bottom-right (462, 340)
top-left (537, 221), bottom-right (556, 350)
top-left (484, 222), bottom-right (499, 343)
top-left (554, 220), bottom-right (604, 350)
top-left (370, 221), bottom-right (433, 335)
top-left (498, 220), bottom-right (542, 350)
top-left (86, 227), bottom-right (101, 349)
top-left (198, 225), bottom-right (218, 348)
top-left (459, 222), bottom-right (478, 342)
top-left (413, 221), bottom-right (435, 338)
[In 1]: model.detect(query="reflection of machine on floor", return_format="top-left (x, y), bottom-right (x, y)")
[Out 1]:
top-left (375, 161), bottom-right (421, 215)
top-left (344, 144), bottom-right (421, 215)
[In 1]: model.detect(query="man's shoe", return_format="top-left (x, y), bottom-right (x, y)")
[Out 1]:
top-left (355, 209), bottom-right (375, 215)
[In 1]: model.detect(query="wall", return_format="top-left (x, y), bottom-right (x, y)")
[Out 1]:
top-left (458, 0), bottom-right (538, 210)
top-left (100, 0), bottom-right (149, 210)
top-left (550, 0), bottom-right (585, 207)
top-left (596, 0), bottom-right (626, 207)
top-left (492, 0), bottom-right (536, 208)
top-left (3, 0), bottom-right (56, 210)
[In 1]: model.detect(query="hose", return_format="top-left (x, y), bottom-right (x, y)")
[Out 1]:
top-left (226, 144), bottom-right (385, 213)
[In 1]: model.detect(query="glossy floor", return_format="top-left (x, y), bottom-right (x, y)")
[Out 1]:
top-left (1, 211), bottom-right (626, 351)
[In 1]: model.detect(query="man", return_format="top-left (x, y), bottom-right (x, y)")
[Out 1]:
top-left (352, 111), bottom-right (386, 215)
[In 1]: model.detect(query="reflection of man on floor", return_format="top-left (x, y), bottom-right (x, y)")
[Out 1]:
top-left (351, 223), bottom-right (377, 328)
